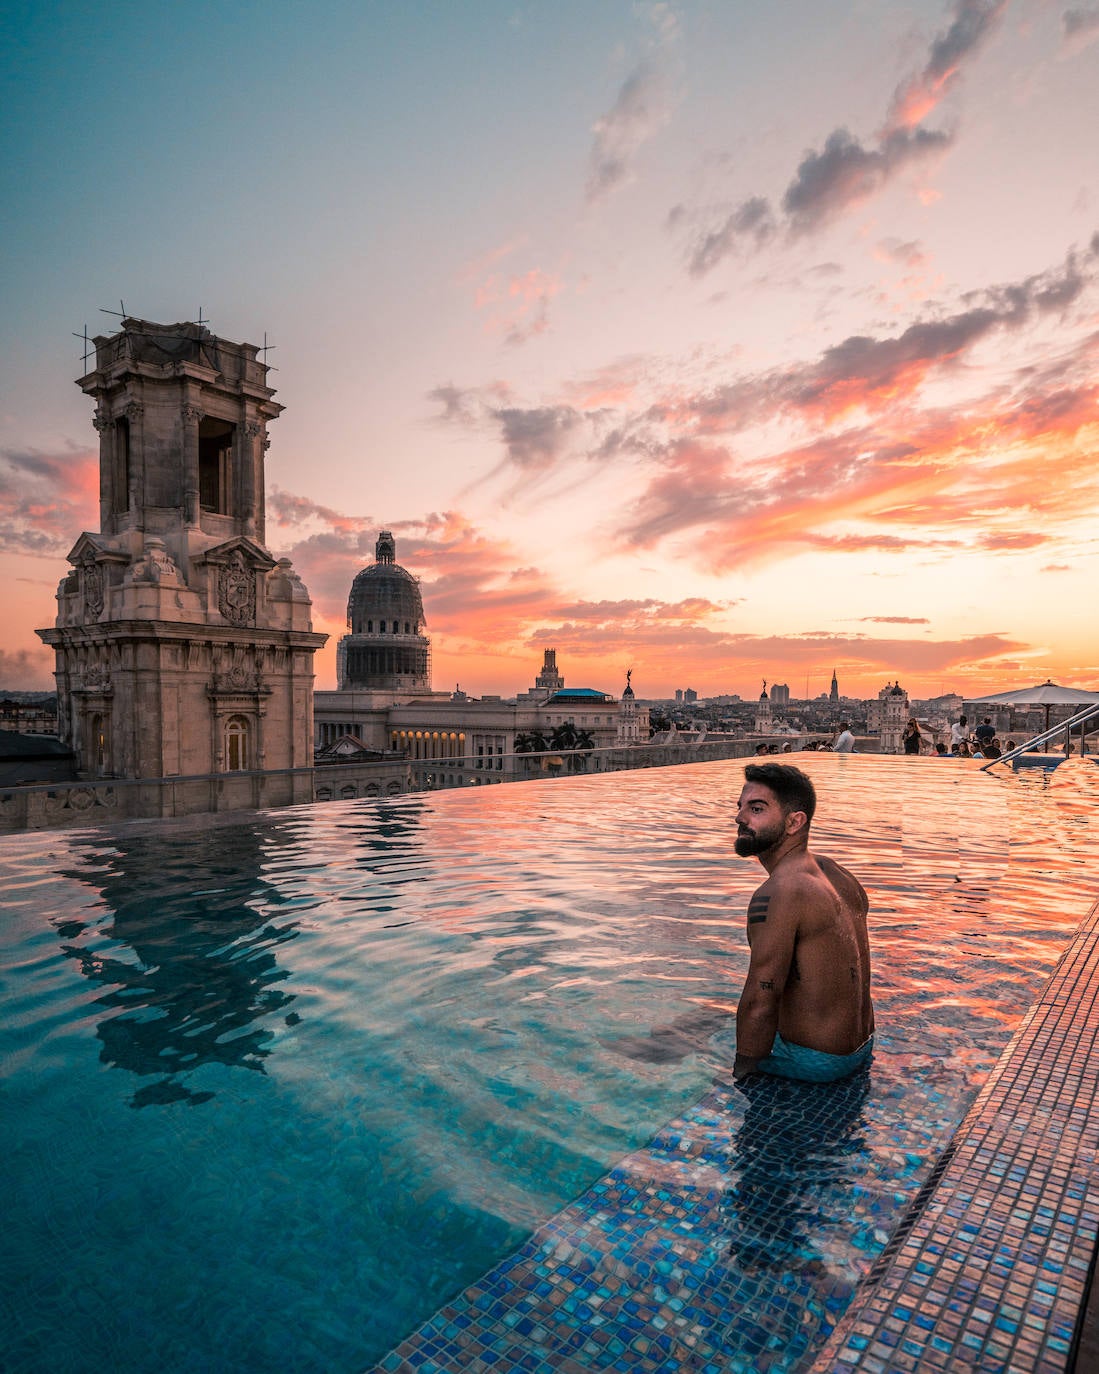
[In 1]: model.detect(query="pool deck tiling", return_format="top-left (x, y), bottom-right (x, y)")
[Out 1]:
top-left (371, 1075), bottom-right (867, 1373)
top-left (371, 898), bottom-right (1099, 1374)
top-left (809, 897), bottom-right (1099, 1374)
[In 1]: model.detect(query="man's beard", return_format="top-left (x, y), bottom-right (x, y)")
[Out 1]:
top-left (734, 820), bottom-right (785, 857)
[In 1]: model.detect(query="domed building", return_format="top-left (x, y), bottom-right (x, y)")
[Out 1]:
top-left (336, 531), bottom-right (431, 692)
top-left (314, 532), bottom-right (641, 774)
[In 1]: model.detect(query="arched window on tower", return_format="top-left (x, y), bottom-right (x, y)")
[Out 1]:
top-left (225, 715), bottom-right (250, 771)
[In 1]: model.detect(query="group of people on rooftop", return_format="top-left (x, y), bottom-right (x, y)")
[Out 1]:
top-left (911, 713), bottom-right (1013, 759)
top-left (748, 713), bottom-right (1019, 758)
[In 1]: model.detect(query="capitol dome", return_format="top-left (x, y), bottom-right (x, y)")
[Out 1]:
top-left (337, 531), bottom-right (431, 691)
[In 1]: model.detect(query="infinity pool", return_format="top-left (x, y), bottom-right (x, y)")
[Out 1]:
top-left (3, 754), bottom-right (1099, 1371)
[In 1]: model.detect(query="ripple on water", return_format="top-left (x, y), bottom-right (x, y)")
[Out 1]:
top-left (2, 754), bottom-right (1099, 1372)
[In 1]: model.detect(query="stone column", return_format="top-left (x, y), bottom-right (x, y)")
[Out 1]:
top-left (182, 401), bottom-right (203, 525)
top-left (93, 409), bottom-right (113, 524)
top-left (241, 418), bottom-right (261, 538)
top-left (258, 431), bottom-right (270, 545)
top-left (125, 400), bottom-right (145, 530)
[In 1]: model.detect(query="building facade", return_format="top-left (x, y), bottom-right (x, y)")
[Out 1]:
top-left (37, 317), bottom-right (326, 801)
top-left (869, 681), bottom-right (909, 753)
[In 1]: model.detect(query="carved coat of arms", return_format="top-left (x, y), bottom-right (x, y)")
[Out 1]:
top-left (219, 552), bottom-right (256, 626)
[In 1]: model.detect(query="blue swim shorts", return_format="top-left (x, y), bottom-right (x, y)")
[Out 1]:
top-left (758, 1031), bottom-right (874, 1083)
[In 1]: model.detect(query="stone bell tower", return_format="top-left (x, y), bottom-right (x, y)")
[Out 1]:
top-left (38, 316), bottom-right (326, 801)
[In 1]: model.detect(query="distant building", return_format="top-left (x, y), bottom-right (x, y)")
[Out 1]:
top-left (769, 682), bottom-right (790, 706)
top-left (337, 531), bottom-right (431, 693)
top-left (617, 670), bottom-right (646, 744)
top-left (0, 698), bottom-right (58, 736)
top-left (517, 649), bottom-right (564, 700)
top-left (37, 316), bottom-right (325, 805)
top-left (830, 669), bottom-right (840, 704)
top-left (869, 681), bottom-right (909, 753)
top-left (316, 559), bottom-right (644, 764)
top-left (754, 682), bottom-right (773, 734)
top-left (683, 688), bottom-right (698, 704)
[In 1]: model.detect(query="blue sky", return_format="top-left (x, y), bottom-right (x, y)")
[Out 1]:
top-left (3, 1), bottom-right (1099, 697)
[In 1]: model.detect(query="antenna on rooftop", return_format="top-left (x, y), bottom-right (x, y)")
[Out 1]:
top-left (73, 324), bottom-right (94, 365)
top-left (261, 331), bottom-right (278, 372)
top-left (196, 306), bottom-right (208, 328)
top-left (99, 299), bottom-right (128, 320)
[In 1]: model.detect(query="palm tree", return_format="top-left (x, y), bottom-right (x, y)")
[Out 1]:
top-left (550, 721), bottom-right (579, 751)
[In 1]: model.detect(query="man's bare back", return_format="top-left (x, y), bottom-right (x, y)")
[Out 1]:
top-left (732, 764), bottom-right (874, 1082)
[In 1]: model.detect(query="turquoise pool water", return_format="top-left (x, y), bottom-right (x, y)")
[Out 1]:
top-left (3, 755), bottom-right (1099, 1371)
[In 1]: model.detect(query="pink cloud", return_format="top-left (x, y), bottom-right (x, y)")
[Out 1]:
top-left (0, 446), bottom-right (99, 557)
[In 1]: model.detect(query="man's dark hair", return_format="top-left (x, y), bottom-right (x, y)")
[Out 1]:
top-left (743, 763), bottom-right (817, 824)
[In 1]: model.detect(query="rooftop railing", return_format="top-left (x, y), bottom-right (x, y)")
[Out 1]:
top-left (981, 701), bottom-right (1099, 771)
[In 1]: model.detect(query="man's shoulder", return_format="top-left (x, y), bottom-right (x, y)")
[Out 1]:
top-left (767, 855), bottom-right (832, 898)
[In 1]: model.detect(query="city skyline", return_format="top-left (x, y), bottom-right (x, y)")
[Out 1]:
top-left (2, 1), bottom-right (1098, 700)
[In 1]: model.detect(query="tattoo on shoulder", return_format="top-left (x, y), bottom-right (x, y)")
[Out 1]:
top-left (747, 895), bottom-right (770, 925)
top-left (759, 978), bottom-right (775, 990)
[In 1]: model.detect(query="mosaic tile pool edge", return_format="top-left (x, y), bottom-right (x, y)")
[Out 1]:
top-left (809, 896), bottom-right (1099, 1374)
top-left (367, 899), bottom-right (1099, 1374)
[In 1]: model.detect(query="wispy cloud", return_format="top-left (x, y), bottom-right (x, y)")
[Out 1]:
top-left (473, 266), bottom-right (563, 346)
top-left (585, 6), bottom-right (680, 204)
top-left (680, 0), bottom-right (1006, 272)
top-left (0, 446), bottom-right (98, 557)
top-left (431, 237), bottom-right (1099, 575)
top-left (587, 63), bottom-right (670, 202)
top-left (883, 0), bottom-right (1007, 133)
top-left (1060, 5), bottom-right (1099, 56)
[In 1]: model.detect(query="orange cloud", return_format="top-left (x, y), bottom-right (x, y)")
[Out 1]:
top-left (884, 0), bottom-right (1007, 134)
top-left (0, 446), bottom-right (99, 556)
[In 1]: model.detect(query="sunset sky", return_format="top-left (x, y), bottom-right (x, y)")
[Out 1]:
top-left (2, 0), bottom-right (1098, 700)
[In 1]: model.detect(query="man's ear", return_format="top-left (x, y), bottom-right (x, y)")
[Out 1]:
top-left (785, 809), bottom-right (808, 836)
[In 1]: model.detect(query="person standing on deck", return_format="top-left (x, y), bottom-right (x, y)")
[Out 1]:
top-left (732, 763), bottom-right (874, 1084)
top-left (831, 721), bottom-right (855, 752)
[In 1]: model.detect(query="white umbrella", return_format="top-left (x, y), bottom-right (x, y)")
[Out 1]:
top-left (970, 680), bottom-right (1099, 732)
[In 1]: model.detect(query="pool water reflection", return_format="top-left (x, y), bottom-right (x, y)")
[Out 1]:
top-left (2, 755), bottom-right (1098, 1371)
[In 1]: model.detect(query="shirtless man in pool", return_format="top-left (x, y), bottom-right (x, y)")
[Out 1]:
top-left (732, 763), bottom-right (874, 1083)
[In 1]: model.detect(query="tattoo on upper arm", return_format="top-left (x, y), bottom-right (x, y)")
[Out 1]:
top-left (748, 895), bottom-right (770, 925)
top-left (759, 978), bottom-right (775, 990)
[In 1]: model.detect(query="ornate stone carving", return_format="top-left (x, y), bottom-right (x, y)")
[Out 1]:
top-left (82, 662), bottom-right (111, 691)
top-left (182, 402), bottom-right (203, 425)
top-left (124, 401), bottom-right (144, 421)
top-left (131, 536), bottom-right (179, 584)
top-left (93, 410), bottom-right (113, 433)
top-left (81, 557), bottom-right (104, 618)
top-left (244, 420), bottom-right (262, 438)
top-left (213, 662), bottom-right (260, 693)
top-left (218, 551), bottom-right (256, 626)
